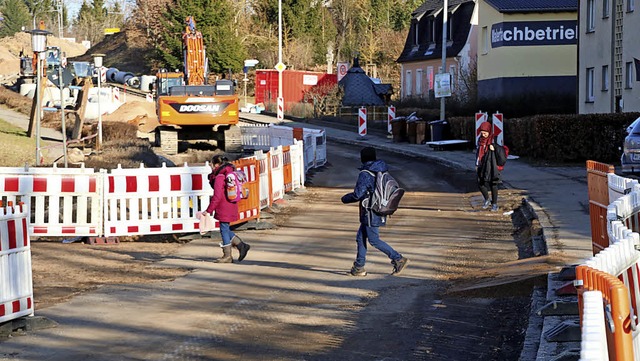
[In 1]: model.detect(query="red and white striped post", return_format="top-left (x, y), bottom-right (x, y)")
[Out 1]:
top-left (475, 111), bottom-right (488, 146)
top-left (387, 105), bottom-right (395, 134)
top-left (277, 97), bottom-right (284, 121)
top-left (358, 107), bottom-right (367, 137)
top-left (492, 112), bottom-right (504, 145)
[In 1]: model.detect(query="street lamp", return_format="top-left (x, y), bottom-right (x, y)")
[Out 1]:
top-left (28, 28), bottom-right (51, 165)
top-left (92, 53), bottom-right (105, 150)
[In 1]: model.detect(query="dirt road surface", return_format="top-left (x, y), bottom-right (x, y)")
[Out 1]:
top-left (0, 142), bottom-right (533, 360)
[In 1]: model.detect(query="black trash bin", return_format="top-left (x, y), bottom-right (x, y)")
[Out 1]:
top-left (429, 120), bottom-right (448, 142)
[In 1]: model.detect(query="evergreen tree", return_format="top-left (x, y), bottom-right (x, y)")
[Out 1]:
top-left (157, 0), bottom-right (245, 75)
top-left (0, 0), bottom-right (31, 37)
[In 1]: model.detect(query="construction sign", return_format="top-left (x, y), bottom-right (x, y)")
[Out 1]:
top-left (492, 112), bottom-right (504, 145)
top-left (475, 112), bottom-right (488, 146)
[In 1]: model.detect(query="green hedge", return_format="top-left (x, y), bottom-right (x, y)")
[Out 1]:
top-left (447, 112), bottom-right (640, 163)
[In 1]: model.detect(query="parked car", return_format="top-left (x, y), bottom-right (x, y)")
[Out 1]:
top-left (621, 116), bottom-right (640, 174)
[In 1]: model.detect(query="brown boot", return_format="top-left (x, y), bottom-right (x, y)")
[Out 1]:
top-left (214, 244), bottom-right (233, 263)
top-left (231, 235), bottom-right (250, 262)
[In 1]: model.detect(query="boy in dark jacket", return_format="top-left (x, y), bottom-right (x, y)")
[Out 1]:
top-left (341, 147), bottom-right (409, 276)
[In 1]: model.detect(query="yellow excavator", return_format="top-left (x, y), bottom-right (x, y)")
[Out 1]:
top-left (154, 16), bottom-right (241, 155)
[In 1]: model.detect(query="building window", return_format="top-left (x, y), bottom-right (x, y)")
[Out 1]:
top-left (603, 0), bottom-right (610, 18)
top-left (628, 0), bottom-right (635, 12)
top-left (626, 62), bottom-right (634, 88)
top-left (428, 17), bottom-right (435, 43)
top-left (405, 70), bottom-right (412, 97)
top-left (481, 26), bottom-right (488, 54)
top-left (447, 14), bottom-right (453, 41)
top-left (416, 69), bottom-right (423, 95)
top-left (587, 0), bottom-right (595, 32)
top-left (586, 67), bottom-right (595, 102)
top-left (413, 23), bottom-right (419, 46)
top-left (602, 65), bottom-right (609, 91)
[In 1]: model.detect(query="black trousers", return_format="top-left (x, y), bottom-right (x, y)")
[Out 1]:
top-left (478, 179), bottom-right (498, 205)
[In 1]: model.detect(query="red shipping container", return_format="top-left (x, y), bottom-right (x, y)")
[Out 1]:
top-left (255, 70), bottom-right (337, 111)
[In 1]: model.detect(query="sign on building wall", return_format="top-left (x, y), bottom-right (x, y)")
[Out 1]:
top-left (491, 21), bottom-right (577, 48)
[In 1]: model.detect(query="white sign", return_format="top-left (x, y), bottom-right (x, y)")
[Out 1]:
top-left (337, 62), bottom-right (349, 81)
top-left (434, 73), bottom-right (451, 98)
top-left (302, 75), bottom-right (318, 86)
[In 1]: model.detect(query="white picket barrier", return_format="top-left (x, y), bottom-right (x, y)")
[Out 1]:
top-left (608, 173), bottom-right (640, 202)
top-left (241, 124), bottom-right (293, 151)
top-left (580, 291), bottom-right (609, 361)
top-left (253, 151), bottom-right (271, 210)
top-left (270, 146), bottom-right (284, 202)
top-left (0, 204), bottom-right (34, 324)
top-left (0, 165), bottom-right (102, 237)
top-left (103, 163), bottom-right (211, 237)
top-left (290, 139), bottom-right (305, 190)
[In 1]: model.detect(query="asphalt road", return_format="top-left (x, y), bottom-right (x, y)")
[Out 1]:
top-left (0, 141), bottom-right (531, 361)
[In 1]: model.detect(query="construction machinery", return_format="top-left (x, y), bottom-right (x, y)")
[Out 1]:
top-left (154, 16), bottom-right (241, 155)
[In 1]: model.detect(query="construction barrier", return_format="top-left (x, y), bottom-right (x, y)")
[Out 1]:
top-left (0, 165), bottom-right (101, 237)
top-left (578, 161), bottom-right (640, 360)
top-left (588, 160), bottom-right (616, 255)
top-left (232, 158), bottom-right (260, 224)
top-left (283, 146), bottom-right (293, 193)
top-left (0, 203), bottom-right (34, 324)
top-left (269, 146), bottom-right (285, 202)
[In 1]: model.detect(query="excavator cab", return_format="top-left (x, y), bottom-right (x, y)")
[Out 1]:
top-left (155, 71), bottom-right (185, 96)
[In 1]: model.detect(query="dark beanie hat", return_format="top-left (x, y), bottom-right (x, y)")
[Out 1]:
top-left (361, 147), bottom-right (377, 163)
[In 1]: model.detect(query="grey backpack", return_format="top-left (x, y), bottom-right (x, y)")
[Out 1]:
top-left (361, 170), bottom-right (405, 216)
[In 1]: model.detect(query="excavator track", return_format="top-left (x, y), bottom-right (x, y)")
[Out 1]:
top-left (156, 127), bottom-right (179, 155)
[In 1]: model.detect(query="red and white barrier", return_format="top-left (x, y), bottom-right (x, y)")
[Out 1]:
top-left (103, 163), bottom-right (211, 237)
top-left (492, 112), bottom-right (504, 146)
top-left (277, 96), bottom-right (284, 121)
top-left (0, 204), bottom-right (34, 324)
top-left (270, 146), bottom-right (285, 202)
top-left (358, 107), bottom-right (367, 136)
top-left (0, 166), bottom-right (101, 237)
top-left (254, 151), bottom-right (271, 210)
top-left (475, 111), bottom-right (488, 146)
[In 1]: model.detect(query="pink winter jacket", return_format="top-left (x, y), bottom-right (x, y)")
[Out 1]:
top-left (205, 164), bottom-right (239, 223)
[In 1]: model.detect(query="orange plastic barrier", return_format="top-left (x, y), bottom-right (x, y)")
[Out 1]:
top-left (283, 146), bottom-right (293, 193)
top-left (231, 158), bottom-right (260, 225)
top-left (587, 160), bottom-right (615, 255)
top-left (576, 265), bottom-right (634, 361)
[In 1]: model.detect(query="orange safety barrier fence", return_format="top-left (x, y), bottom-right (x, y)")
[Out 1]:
top-left (576, 265), bottom-right (634, 361)
top-left (283, 146), bottom-right (293, 193)
top-left (231, 158), bottom-right (260, 225)
top-left (587, 160), bottom-right (615, 255)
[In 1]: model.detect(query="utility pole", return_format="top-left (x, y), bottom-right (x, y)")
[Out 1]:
top-left (440, 0), bottom-right (448, 121)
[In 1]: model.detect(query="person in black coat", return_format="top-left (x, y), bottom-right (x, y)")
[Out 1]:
top-left (341, 147), bottom-right (409, 276)
top-left (476, 122), bottom-right (501, 211)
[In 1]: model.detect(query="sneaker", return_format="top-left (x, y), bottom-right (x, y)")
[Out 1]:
top-left (491, 204), bottom-right (499, 212)
top-left (482, 199), bottom-right (491, 209)
top-left (349, 265), bottom-right (367, 277)
top-left (391, 257), bottom-right (409, 275)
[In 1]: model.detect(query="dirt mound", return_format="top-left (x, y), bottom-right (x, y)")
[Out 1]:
top-left (103, 100), bottom-right (159, 133)
top-left (0, 32), bottom-right (89, 78)
top-left (68, 30), bottom-right (153, 75)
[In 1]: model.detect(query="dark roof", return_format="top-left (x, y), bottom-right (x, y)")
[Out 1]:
top-left (397, 1), bottom-right (475, 63)
top-left (412, 0), bottom-right (469, 20)
top-left (339, 65), bottom-right (386, 106)
top-left (485, 0), bottom-right (577, 13)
